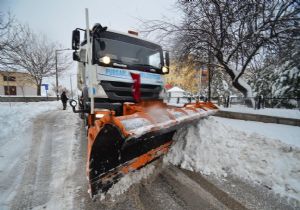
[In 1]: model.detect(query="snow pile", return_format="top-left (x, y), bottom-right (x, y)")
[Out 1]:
top-left (100, 164), bottom-right (155, 201)
top-left (215, 117), bottom-right (300, 148)
top-left (164, 117), bottom-right (300, 201)
top-left (0, 101), bottom-right (60, 141)
top-left (221, 105), bottom-right (300, 119)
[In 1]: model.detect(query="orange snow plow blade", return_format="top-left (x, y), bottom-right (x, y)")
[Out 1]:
top-left (87, 100), bottom-right (218, 198)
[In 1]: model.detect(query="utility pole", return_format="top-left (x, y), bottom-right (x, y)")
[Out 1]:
top-left (55, 51), bottom-right (58, 100)
top-left (208, 65), bottom-right (211, 101)
top-left (55, 48), bottom-right (72, 100)
top-left (70, 74), bottom-right (73, 99)
top-left (197, 64), bottom-right (203, 99)
top-left (207, 35), bottom-right (214, 101)
top-left (208, 51), bottom-right (213, 101)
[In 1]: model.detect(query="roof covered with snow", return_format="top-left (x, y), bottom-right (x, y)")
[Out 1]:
top-left (167, 87), bottom-right (185, 93)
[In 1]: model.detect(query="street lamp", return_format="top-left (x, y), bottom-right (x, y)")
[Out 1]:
top-left (69, 73), bottom-right (77, 99)
top-left (55, 48), bottom-right (72, 100)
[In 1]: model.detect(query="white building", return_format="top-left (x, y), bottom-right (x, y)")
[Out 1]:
top-left (0, 71), bottom-right (37, 96)
top-left (166, 86), bottom-right (191, 105)
top-left (167, 86), bottom-right (186, 98)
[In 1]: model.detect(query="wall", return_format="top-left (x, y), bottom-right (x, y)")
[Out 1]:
top-left (0, 86), bottom-right (4, 95)
top-left (16, 86), bottom-right (37, 96)
top-left (0, 96), bottom-right (57, 102)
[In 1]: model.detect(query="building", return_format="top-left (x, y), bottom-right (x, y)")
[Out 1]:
top-left (163, 60), bottom-right (209, 94)
top-left (167, 86), bottom-right (186, 98)
top-left (166, 86), bottom-right (192, 104)
top-left (0, 71), bottom-right (37, 96)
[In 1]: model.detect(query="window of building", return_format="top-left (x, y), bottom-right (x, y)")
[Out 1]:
top-left (3, 76), bottom-right (16, 81)
top-left (4, 86), bottom-right (17, 95)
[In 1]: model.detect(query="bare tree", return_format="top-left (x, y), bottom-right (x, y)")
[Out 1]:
top-left (1, 24), bottom-right (70, 95)
top-left (0, 12), bottom-right (17, 68)
top-left (142, 0), bottom-right (299, 105)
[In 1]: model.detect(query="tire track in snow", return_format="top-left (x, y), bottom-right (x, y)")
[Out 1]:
top-left (10, 111), bottom-right (58, 209)
top-left (180, 168), bottom-right (247, 210)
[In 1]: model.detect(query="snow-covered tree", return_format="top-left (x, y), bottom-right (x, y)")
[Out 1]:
top-left (251, 36), bottom-right (300, 108)
top-left (143, 0), bottom-right (299, 106)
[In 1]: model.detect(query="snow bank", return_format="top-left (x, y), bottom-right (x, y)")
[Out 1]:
top-left (164, 117), bottom-right (300, 201)
top-left (221, 105), bottom-right (300, 119)
top-left (214, 117), bottom-right (300, 148)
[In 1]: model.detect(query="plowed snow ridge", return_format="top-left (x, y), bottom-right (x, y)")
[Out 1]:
top-left (164, 117), bottom-right (300, 201)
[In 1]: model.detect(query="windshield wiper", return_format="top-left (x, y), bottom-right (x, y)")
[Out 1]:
top-left (113, 62), bottom-right (127, 68)
top-left (112, 59), bottom-right (128, 68)
top-left (132, 64), bottom-right (160, 71)
top-left (103, 58), bottom-right (128, 68)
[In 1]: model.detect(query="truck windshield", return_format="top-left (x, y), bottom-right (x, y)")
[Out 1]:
top-left (94, 37), bottom-right (163, 73)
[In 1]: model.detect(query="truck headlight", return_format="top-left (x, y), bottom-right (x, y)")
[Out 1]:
top-left (100, 56), bottom-right (111, 64)
top-left (162, 66), bottom-right (169, 73)
top-left (95, 113), bottom-right (104, 118)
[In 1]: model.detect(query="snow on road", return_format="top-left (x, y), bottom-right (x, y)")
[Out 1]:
top-left (165, 116), bottom-right (300, 202)
top-left (0, 102), bottom-right (81, 209)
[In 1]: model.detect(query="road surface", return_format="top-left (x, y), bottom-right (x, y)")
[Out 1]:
top-left (4, 110), bottom-right (298, 210)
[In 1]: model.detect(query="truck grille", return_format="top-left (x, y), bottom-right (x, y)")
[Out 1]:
top-left (100, 81), bottom-right (162, 101)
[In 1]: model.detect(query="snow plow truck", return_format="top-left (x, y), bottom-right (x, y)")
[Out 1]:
top-left (69, 9), bottom-right (218, 198)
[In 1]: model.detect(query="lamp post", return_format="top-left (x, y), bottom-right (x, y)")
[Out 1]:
top-left (70, 74), bottom-right (73, 99)
top-left (55, 48), bottom-right (72, 100)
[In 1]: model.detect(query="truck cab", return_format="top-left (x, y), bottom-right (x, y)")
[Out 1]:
top-left (72, 24), bottom-right (170, 115)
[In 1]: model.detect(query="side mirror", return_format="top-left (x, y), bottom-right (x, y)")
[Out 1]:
top-left (73, 51), bottom-right (80, 61)
top-left (69, 99), bottom-right (78, 108)
top-left (165, 51), bottom-right (170, 67)
top-left (72, 29), bottom-right (80, 50)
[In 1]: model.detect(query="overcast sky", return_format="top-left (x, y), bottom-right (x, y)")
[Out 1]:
top-left (0, 0), bottom-right (180, 95)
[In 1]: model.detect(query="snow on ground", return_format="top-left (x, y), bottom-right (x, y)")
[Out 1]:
top-left (0, 101), bottom-right (76, 209)
top-left (2, 101), bottom-right (299, 206)
top-left (0, 101), bottom-right (61, 181)
top-left (165, 117), bottom-right (300, 202)
top-left (32, 109), bottom-right (81, 210)
top-left (0, 101), bottom-right (60, 143)
top-left (221, 105), bottom-right (300, 119)
top-left (214, 117), bottom-right (300, 148)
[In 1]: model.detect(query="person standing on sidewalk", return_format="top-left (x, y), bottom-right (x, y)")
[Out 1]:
top-left (60, 91), bottom-right (68, 110)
